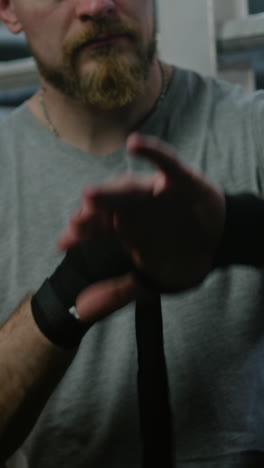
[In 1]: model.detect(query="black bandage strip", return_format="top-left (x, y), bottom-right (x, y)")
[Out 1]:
top-left (136, 291), bottom-right (173, 468)
top-left (31, 279), bottom-right (89, 348)
top-left (214, 194), bottom-right (264, 268)
top-left (32, 238), bottom-right (174, 466)
top-left (31, 238), bottom-right (133, 349)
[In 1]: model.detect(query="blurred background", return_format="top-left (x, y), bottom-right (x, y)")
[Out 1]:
top-left (248, 0), bottom-right (264, 88)
top-left (0, 0), bottom-right (264, 121)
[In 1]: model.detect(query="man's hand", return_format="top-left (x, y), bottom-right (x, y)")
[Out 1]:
top-left (59, 133), bottom-right (225, 292)
top-left (75, 273), bottom-right (138, 322)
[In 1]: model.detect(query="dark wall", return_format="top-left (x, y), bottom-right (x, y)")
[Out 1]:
top-left (248, 0), bottom-right (264, 88)
top-left (248, 0), bottom-right (264, 14)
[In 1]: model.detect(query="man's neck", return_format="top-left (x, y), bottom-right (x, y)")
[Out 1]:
top-left (28, 59), bottom-right (172, 156)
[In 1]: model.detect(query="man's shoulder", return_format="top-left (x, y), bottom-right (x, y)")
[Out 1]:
top-left (198, 68), bottom-right (264, 111)
top-left (0, 103), bottom-right (30, 139)
top-left (0, 102), bottom-right (29, 123)
top-left (160, 67), bottom-right (264, 190)
top-left (171, 66), bottom-right (264, 127)
top-left (173, 65), bottom-right (264, 102)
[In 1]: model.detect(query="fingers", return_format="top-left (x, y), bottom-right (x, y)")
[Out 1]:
top-left (126, 133), bottom-right (190, 181)
top-left (88, 172), bottom-right (167, 207)
top-left (76, 273), bottom-right (139, 322)
top-left (58, 227), bottom-right (87, 251)
top-left (90, 173), bottom-right (157, 197)
top-left (58, 211), bottom-right (91, 251)
top-left (58, 214), bottom-right (113, 250)
top-left (58, 133), bottom-right (205, 252)
top-left (58, 191), bottom-right (114, 250)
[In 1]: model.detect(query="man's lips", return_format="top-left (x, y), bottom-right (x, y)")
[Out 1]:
top-left (81, 34), bottom-right (129, 50)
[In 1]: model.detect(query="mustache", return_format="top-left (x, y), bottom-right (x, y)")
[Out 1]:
top-left (65, 20), bottom-right (140, 56)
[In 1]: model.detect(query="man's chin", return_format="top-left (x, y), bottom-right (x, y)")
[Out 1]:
top-left (72, 84), bottom-right (141, 110)
top-left (76, 48), bottom-right (139, 77)
top-left (36, 41), bottom-right (155, 109)
top-left (72, 59), bottom-right (148, 108)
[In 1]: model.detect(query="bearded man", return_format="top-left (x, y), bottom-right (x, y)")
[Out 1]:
top-left (0, 1), bottom-right (264, 468)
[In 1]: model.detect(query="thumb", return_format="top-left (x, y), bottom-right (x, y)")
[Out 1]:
top-left (75, 273), bottom-right (139, 323)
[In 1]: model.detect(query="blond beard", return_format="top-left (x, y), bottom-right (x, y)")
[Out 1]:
top-left (33, 30), bottom-right (157, 110)
top-left (69, 51), bottom-right (154, 110)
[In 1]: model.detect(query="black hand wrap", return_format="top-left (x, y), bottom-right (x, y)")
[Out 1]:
top-left (214, 193), bottom-right (264, 268)
top-left (31, 238), bottom-right (133, 349)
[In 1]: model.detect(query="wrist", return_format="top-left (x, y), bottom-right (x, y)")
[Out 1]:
top-left (31, 238), bottom-right (133, 349)
top-left (31, 279), bottom-right (89, 349)
top-left (213, 193), bottom-right (264, 268)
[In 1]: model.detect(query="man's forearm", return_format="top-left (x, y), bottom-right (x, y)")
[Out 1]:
top-left (0, 296), bottom-right (76, 462)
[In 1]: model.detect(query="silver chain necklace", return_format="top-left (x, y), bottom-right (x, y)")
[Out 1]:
top-left (38, 89), bottom-right (59, 137)
top-left (38, 61), bottom-right (169, 138)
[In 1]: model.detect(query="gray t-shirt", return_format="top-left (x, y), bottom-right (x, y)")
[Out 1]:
top-left (1, 67), bottom-right (264, 467)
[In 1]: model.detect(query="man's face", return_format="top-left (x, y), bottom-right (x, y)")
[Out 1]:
top-left (10, 0), bottom-right (157, 109)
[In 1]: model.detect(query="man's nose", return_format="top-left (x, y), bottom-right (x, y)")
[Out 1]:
top-left (75, 0), bottom-right (117, 21)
